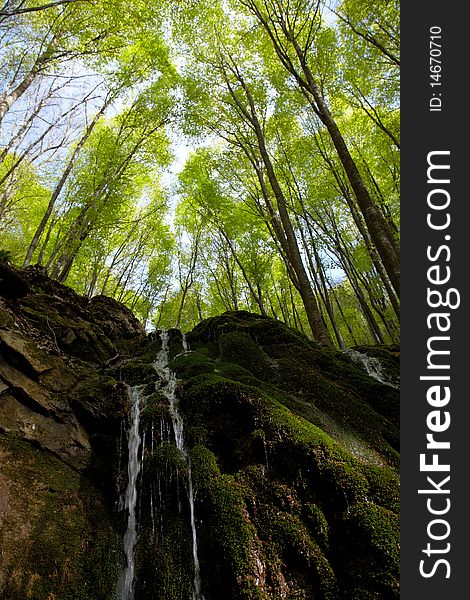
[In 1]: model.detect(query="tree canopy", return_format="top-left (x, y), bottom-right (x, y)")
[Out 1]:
top-left (0, 0), bottom-right (400, 346)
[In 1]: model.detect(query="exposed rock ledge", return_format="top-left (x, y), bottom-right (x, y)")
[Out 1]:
top-left (0, 263), bottom-right (399, 600)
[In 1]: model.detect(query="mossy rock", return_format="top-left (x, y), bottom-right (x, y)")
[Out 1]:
top-left (1, 290), bottom-right (401, 600)
top-left (21, 297), bottom-right (116, 364)
top-left (335, 503), bottom-right (400, 598)
top-left (68, 371), bottom-right (125, 433)
top-left (196, 473), bottom-right (265, 600)
top-left (175, 312), bottom-right (400, 599)
top-left (303, 503), bottom-right (330, 551)
top-left (362, 464), bottom-right (400, 514)
top-left (189, 444), bottom-right (221, 490)
top-left (0, 435), bottom-right (121, 600)
top-left (133, 511), bottom-right (194, 600)
top-left (183, 311), bottom-right (399, 465)
top-left (144, 442), bottom-right (188, 477)
top-left (218, 331), bottom-right (274, 379)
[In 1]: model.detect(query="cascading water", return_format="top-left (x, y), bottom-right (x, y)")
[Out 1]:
top-left (346, 349), bottom-right (399, 389)
top-left (117, 385), bottom-right (144, 600)
top-left (116, 332), bottom-right (204, 599)
top-left (153, 331), bottom-right (204, 600)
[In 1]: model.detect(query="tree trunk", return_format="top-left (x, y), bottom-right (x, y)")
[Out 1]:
top-left (255, 126), bottom-right (332, 345)
top-left (242, 2), bottom-right (400, 296)
top-left (226, 71), bottom-right (333, 345)
top-left (0, 38), bottom-right (58, 127)
top-left (290, 38), bottom-right (400, 295)
top-left (23, 94), bottom-right (113, 267)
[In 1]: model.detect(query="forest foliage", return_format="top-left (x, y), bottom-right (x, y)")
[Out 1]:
top-left (0, 0), bottom-right (400, 347)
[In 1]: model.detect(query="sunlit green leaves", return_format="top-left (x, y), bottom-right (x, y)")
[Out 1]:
top-left (0, 0), bottom-right (400, 344)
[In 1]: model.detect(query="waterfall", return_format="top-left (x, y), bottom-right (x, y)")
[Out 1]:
top-left (117, 385), bottom-right (144, 600)
top-left (116, 331), bottom-right (204, 599)
top-left (346, 349), bottom-right (399, 389)
top-left (153, 331), bottom-right (204, 600)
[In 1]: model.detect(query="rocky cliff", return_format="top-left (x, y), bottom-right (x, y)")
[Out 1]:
top-left (0, 263), bottom-right (399, 599)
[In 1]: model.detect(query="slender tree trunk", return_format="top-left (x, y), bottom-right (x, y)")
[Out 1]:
top-left (257, 132), bottom-right (332, 345)
top-left (156, 285), bottom-right (170, 329)
top-left (23, 94), bottom-right (113, 267)
top-left (312, 134), bottom-right (400, 319)
top-left (176, 233), bottom-right (200, 329)
top-left (219, 228), bottom-right (267, 315)
top-left (330, 283), bottom-right (359, 346)
top-left (234, 76), bottom-right (332, 344)
top-left (0, 37), bottom-right (58, 127)
top-left (291, 38), bottom-right (400, 295)
top-left (349, 84), bottom-right (400, 149)
top-left (196, 290), bottom-right (203, 322)
top-left (338, 249), bottom-right (384, 344)
top-left (295, 205), bottom-right (346, 350)
top-left (0, 1), bottom-right (82, 18)
top-left (176, 285), bottom-right (189, 330)
top-left (87, 259), bottom-right (101, 297)
top-left (243, 2), bottom-right (400, 295)
top-left (267, 292), bottom-right (279, 321)
top-left (0, 97), bottom-right (45, 165)
top-left (220, 63), bottom-right (332, 344)
top-left (272, 275), bottom-right (289, 325)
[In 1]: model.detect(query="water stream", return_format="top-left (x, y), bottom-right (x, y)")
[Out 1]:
top-left (117, 331), bottom-right (204, 599)
top-left (346, 349), bottom-right (399, 389)
top-left (153, 331), bottom-right (204, 600)
top-left (117, 385), bottom-right (144, 600)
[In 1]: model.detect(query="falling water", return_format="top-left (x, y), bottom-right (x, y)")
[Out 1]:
top-left (346, 349), bottom-right (399, 389)
top-left (117, 385), bottom-right (144, 600)
top-left (153, 331), bottom-right (204, 600)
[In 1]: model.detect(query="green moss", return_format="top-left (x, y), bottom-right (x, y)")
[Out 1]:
top-left (27, 488), bottom-right (120, 600)
top-left (184, 371), bottom-right (336, 451)
top-left (0, 436), bottom-right (120, 600)
top-left (171, 350), bottom-right (216, 378)
top-left (181, 366), bottom-right (393, 516)
top-left (139, 395), bottom-right (169, 428)
top-left (68, 371), bottom-right (125, 433)
top-left (260, 511), bottom-right (337, 598)
top-left (338, 503), bottom-right (400, 597)
top-left (218, 331), bottom-right (273, 379)
top-left (172, 348), bottom-right (262, 391)
top-left (134, 513), bottom-right (194, 600)
top-left (134, 339), bottom-right (161, 363)
top-left (184, 311), bottom-right (399, 469)
top-left (182, 372), bottom-right (253, 417)
top-left (0, 435), bottom-right (80, 492)
top-left (189, 445), bottom-right (220, 490)
top-left (238, 465), bottom-right (298, 517)
top-left (119, 358), bottom-right (158, 386)
top-left (319, 460), bottom-right (370, 509)
top-left (201, 473), bottom-right (264, 599)
top-left (362, 464), bottom-right (400, 514)
top-left (175, 312), bottom-right (401, 598)
top-left (303, 503), bottom-right (330, 551)
top-left (1, 303), bottom-right (401, 599)
top-left (21, 298), bottom-right (116, 363)
top-left (145, 442), bottom-right (188, 477)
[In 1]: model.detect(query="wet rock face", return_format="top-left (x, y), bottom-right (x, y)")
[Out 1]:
top-left (0, 267), bottom-right (400, 600)
top-left (0, 265), bottom-right (146, 599)
top-left (0, 265), bottom-right (144, 470)
top-left (172, 311), bottom-right (400, 599)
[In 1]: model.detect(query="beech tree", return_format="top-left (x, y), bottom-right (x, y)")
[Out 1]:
top-left (236, 0), bottom-right (400, 296)
top-left (0, 0), bottom-right (400, 346)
